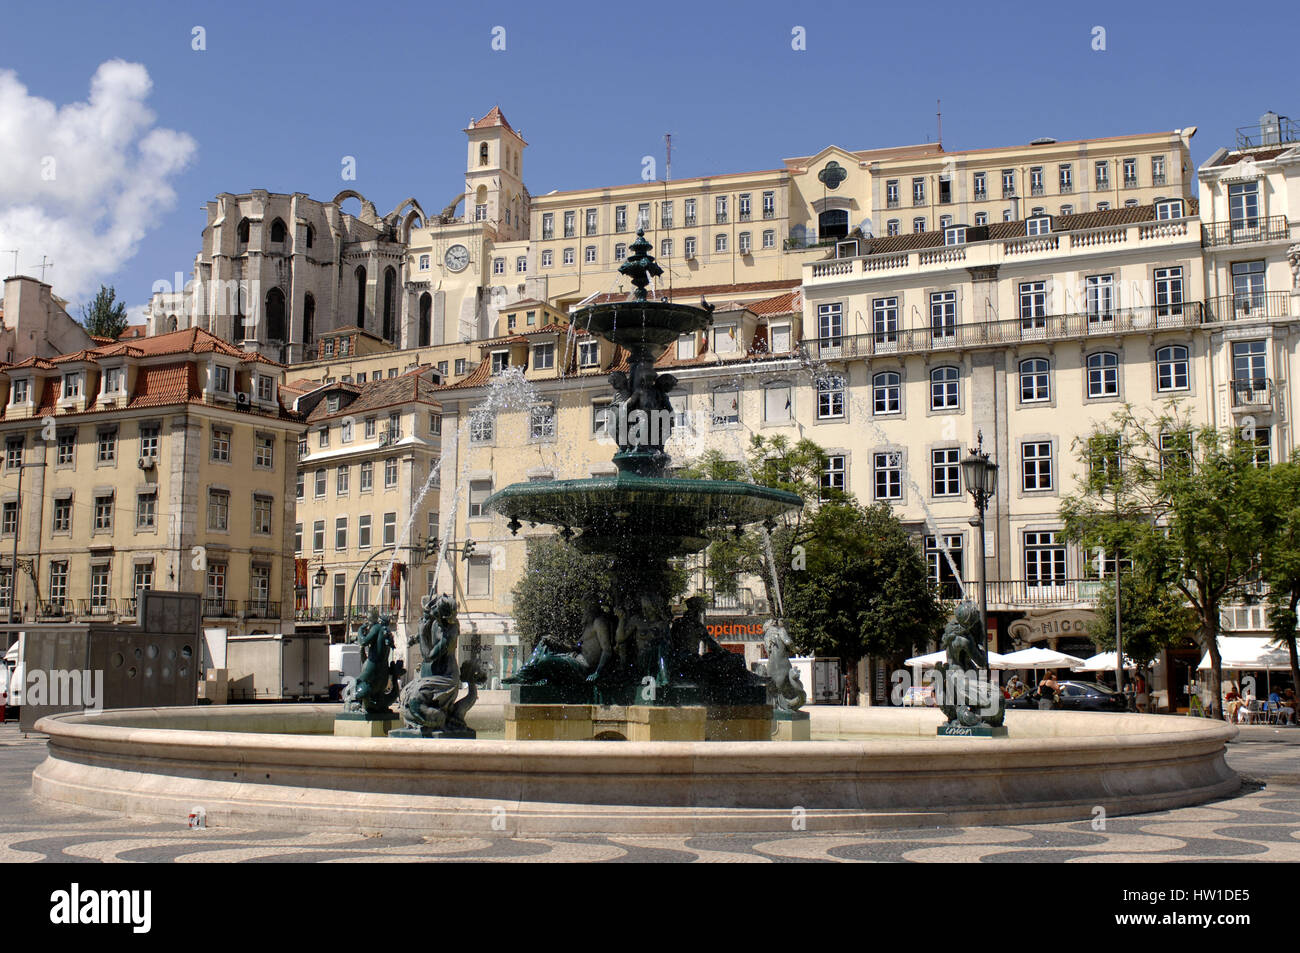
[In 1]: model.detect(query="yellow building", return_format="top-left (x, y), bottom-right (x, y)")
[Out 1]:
top-left (0, 328), bottom-right (304, 635)
top-left (292, 367), bottom-right (442, 663)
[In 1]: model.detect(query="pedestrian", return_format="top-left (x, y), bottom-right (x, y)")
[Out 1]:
top-left (1133, 671), bottom-right (1149, 713)
top-left (1036, 671), bottom-right (1059, 710)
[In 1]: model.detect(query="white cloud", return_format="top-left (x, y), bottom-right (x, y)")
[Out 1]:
top-left (0, 59), bottom-right (196, 304)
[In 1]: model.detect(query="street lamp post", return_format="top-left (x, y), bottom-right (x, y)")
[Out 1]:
top-left (960, 431), bottom-right (999, 672)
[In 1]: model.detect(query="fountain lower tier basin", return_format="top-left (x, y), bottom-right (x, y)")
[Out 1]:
top-left (484, 474), bottom-right (803, 547)
top-left (32, 704), bottom-right (1238, 835)
top-left (578, 300), bottom-right (714, 350)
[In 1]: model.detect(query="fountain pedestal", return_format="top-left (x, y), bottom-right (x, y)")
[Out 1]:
top-left (773, 709), bottom-right (811, 741)
top-left (334, 710), bottom-right (403, 738)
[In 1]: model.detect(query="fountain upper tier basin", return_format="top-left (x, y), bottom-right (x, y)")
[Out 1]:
top-left (484, 473), bottom-right (803, 552)
top-left (578, 300), bottom-right (714, 352)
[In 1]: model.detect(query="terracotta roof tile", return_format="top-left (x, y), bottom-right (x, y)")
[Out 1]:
top-left (130, 362), bottom-right (200, 408)
top-left (307, 366), bottom-right (439, 422)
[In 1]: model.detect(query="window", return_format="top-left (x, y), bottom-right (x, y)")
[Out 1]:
top-left (337, 465), bottom-right (350, 495)
top-left (1028, 166), bottom-right (1044, 196)
top-left (294, 522), bottom-right (302, 553)
top-left (738, 232), bottom-right (752, 254)
top-left (683, 237), bottom-right (696, 257)
top-left (578, 340), bottom-right (600, 368)
top-left (312, 520), bottom-right (325, 552)
top-left (314, 468), bottom-right (326, 497)
top-left (335, 516), bottom-right (347, 550)
top-left (762, 229), bottom-right (775, 249)
top-left (615, 206), bottom-right (627, 231)
top-left (585, 208), bottom-right (598, 235)
top-left (738, 193), bottom-right (751, 221)
top-left (428, 413), bottom-right (442, 436)
top-left (541, 213), bottom-right (554, 240)
top-left (925, 534), bottom-right (964, 595)
top-left (660, 238), bottom-right (673, 257)
top-left (1, 502), bottom-right (16, 537)
top-left (676, 334), bottom-right (695, 360)
top-left (1019, 358), bottom-right (1050, 403)
top-left (584, 246), bottom-right (596, 264)
top-left (944, 226), bottom-right (966, 245)
top-left (874, 451), bottom-right (901, 500)
top-left (254, 434), bottom-right (274, 468)
top-left (1152, 266), bottom-right (1184, 320)
top-left (1152, 155), bottom-right (1167, 185)
top-left (385, 457), bottom-right (398, 487)
top-left (1095, 160), bottom-right (1109, 189)
top-left (562, 247), bottom-right (575, 265)
top-left (684, 198), bottom-right (696, 226)
top-left (491, 351), bottom-right (510, 374)
top-left (57, 431), bottom-right (75, 465)
top-left (592, 402), bottom-right (612, 437)
top-left (91, 565), bottom-right (112, 611)
top-left (92, 494), bottom-right (113, 531)
top-left (3, 438), bottom-right (21, 471)
top-left (1096, 201), bottom-right (1110, 211)
top-left (821, 455), bottom-right (846, 501)
top-left (419, 254), bottom-right (430, 270)
top-left (938, 177), bottom-right (952, 204)
top-left (103, 366), bottom-right (125, 394)
top-left (1026, 216), bottom-right (1051, 236)
top-left (762, 191), bottom-right (775, 218)
top-left (818, 303), bottom-right (843, 347)
top-left (208, 489), bottom-right (229, 531)
top-left (563, 210), bottom-right (575, 238)
top-left (1001, 169), bottom-right (1016, 197)
top-left (637, 203), bottom-right (650, 229)
top-left (11, 379), bottom-right (29, 403)
top-left (1087, 352), bottom-right (1119, 398)
top-left (53, 497), bottom-right (71, 533)
top-left (973, 212), bottom-right (988, 227)
top-left (516, 256), bottom-right (527, 274)
top-left (1155, 199), bottom-right (1184, 220)
top-left (1059, 164), bottom-right (1073, 192)
top-left (764, 382), bottom-right (792, 423)
top-left (711, 389), bottom-right (739, 426)
top-left (493, 256), bottom-right (506, 275)
top-left (1085, 274), bottom-right (1115, 323)
top-left (468, 480), bottom-right (491, 518)
top-left (817, 375), bottom-right (845, 419)
top-left (1229, 182), bottom-right (1259, 227)
top-left (49, 561), bottom-right (68, 608)
top-left (932, 448), bottom-right (961, 496)
top-left (541, 250), bottom-right (553, 268)
top-left (358, 514), bottom-right (372, 549)
top-left (213, 366), bottom-right (229, 393)
top-left (1059, 205), bottom-right (1073, 216)
top-left (467, 555), bottom-right (492, 598)
top-left (715, 233), bottom-right (728, 253)
top-left (885, 179), bottom-right (900, 207)
top-left (770, 324), bottom-right (791, 353)
top-left (614, 242), bottom-right (627, 261)
top-left (972, 172), bottom-right (987, 200)
top-left (912, 217), bottom-right (926, 234)
top-left (318, 426), bottom-right (330, 448)
top-left (136, 491), bottom-right (157, 529)
top-left (63, 373), bottom-right (82, 399)
top-left (1231, 260), bottom-right (1266, 311)
top-left (470, 412), bottom-right (494, 443)
top-left (1156, 345), bottom-right (1189, 392)
top-left (1122, 157), bottom-right (1137, 187)
top-left (211, 427), bottom-right (231, 462)
top-left (533, 342), bottom-right (555, 370)
top-left (715, 196), bottom-right (728, 223)
top-left (930, 291), bottom-right (956, 340)
top-left (873, 297), bottom-right (898, 345)
top-left (1025, 531), bottom-right (1066, 587)
top-left (1232, 339), bottom-right (1267, 386)
top-left (930, 366), bottom-right (959, 410)
top-left (1019, 281), bottom-right (1047, 332)
top-left (1022, 442), bottom-right (1053, 491)
top-left (253, 495), bottom-right (273, 534)
top-left (530, 404), bottom-right (556, 439)
top-left (887, 219), bottom-right (900, 236)
top-left (97, 428), bottom-right (117, 463)
top-left (873, 372), bottom-right (900, 415)
top-left (912, 177), bottom-right (926, 205)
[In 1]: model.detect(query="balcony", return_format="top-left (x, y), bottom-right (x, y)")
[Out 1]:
top-left (763, 208), bottom-right (776, 219)
top-left (37, 599), bottom-right (73, 620)
top-left (1030, 185), bottom-right (1045, 197)
top-left (1230, 378), bottom-right (1273, 411)
top-left (295, 605), bottom-right (348, 623)
top-left (886, 198), bottom-right (900, 209)
top-left (1152, 173), bottom-right (1167, 186)
top-left (1123, 176), bottom-right (1139, 189)
top-left (973, 189), bottom-right (988, 201)
top-left (715, 213), bottom-right (728, 224)
top-left (987, 578), bottom-right (1106, 608)
top-left (1203, 291), bottom-right (1294, 322)
top-left (1059, 182), bottom-right (1073, 194)
top-left (1202, 215), bottom-right (1290, 247)
top-left (800, 303), bottom-right (1203, 363)
top-left (244, 600), bottom-right (281, 619)
top-left (202, 598), bottom-right (237, 618)
top-left (77, 599), bottom-right (118, 620)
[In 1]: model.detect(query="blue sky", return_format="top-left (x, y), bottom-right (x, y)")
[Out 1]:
top-left (1, 0), bottom-right (1296, 313)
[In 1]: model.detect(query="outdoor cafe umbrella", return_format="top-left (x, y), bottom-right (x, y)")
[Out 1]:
top-left (1076, 651), bottom-right (1139, 673)
top-left (905, 649), bottom-right (1010, 669)
top-left (998, 646), bottom-right (1087, 670)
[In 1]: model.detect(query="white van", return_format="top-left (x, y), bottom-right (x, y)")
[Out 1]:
top-left (2, 639), bottom-right (22, 711)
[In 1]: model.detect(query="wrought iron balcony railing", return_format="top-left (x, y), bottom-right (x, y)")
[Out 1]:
top-left (244, 600), bottom-right (281, 619)
top-left (202, 598), bottom-right (237, 618)
top-left (1231, 378), bottom-right (1273, 409)
top-left (1202, 215), bottom-right (1290, 247)
top-left (1203, 291), bottom-right (1294, 322)
top-left (77, 599), bottom-right (117, 619)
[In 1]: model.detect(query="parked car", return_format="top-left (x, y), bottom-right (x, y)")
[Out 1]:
top-left (1055, 680), bottom-right (1129, 712)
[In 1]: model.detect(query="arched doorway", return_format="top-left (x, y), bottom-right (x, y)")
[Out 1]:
top-left (418, 292), bottom-right (432, 347)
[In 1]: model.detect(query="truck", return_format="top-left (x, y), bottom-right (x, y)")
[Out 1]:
top-left (226, 633), bottom-right (329, 701)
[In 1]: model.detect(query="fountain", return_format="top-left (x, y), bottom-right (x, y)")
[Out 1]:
top-left (488, 231), bottom-right (802, 739)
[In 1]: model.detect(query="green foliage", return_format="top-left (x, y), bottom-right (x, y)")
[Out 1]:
top-left (1060, 403), bottom-right (1269, 717)
top-left (783, 501), bottom-right (946, 663)
top-left (79, 285), bottom-right (129, 340)
top-left (510, 537), bottom-right (613, 653)
top-left (1255, 460), bottom-right (1300, 694)
top-left (1086, 575), bottom-right (1197, 666)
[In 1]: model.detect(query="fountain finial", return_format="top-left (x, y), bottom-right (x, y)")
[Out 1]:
top-left (618, 229), bottom-right (663, 302)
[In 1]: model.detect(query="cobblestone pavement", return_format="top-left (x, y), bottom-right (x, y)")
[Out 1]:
top-left (3, 725), bottom-right (1298, 862)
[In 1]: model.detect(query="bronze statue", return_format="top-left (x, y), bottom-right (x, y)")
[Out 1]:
top-left (503, 603), bottom-right (616, 686)
top-left (344, 608), bottom-right (402, 714)
top-left (934, 601), bottom-right (1005, 729)
top-left (397, 593), bottom-right (481, 736)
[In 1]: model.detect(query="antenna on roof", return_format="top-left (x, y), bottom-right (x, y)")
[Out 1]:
top-left (937, 99), bottom-right (943, 150)
top-left (34, 256), bottom-right (53, 283)
top-left (664, 132), bottom-right (672, 183)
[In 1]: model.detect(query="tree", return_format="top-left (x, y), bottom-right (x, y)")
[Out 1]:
top-left (80, 285), bottom-right (129, 340)
top-left (1085, 573), bottom-right (1197, 668)
top-left (1060, 404), bottom-right (1267, 719)
top-left (1256, 460), bottom-right (1300, 702)
top-left (782, 501), bottom-right (946, 668)
top-left (510, 537), bottom-right (613, 654)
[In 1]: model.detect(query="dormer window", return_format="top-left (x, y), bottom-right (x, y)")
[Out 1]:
top-left (491, 350), bottom-right (510, 374)
top-left (1026, 216), bottom-right (1052, 236)
top-left (1155, 199), bottom-right (1184, 220)
top-left (676, 334), bottom-right (696, 360)
top-left (578, 340), bottom-right (599, 367)
top-left (214, 365), bottom-right (230, 392)
top-left (256, 374), bottom-right (273, 402)
top-left (62, 373), bottom-right (82, 399)
top-left (10, 379), bottom-right (30, 404)
top-left (533, 343), bottom-right (556, 370)
top-left (713, 326), bottom-right (739, 354)
top-left (103, 367), bottom-right (125, 394)
top-left (944, 226), bottom-right (967, 246)
top-left (327, 395), bottom-right (340, 414)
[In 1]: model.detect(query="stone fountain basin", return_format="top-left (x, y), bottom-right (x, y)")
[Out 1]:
top-left (485, 473), bottom-right (802, 545)
top-left (32, 704), bottom-right (1238, 835)
top-left (578, 300), bottom-right (714, 350)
